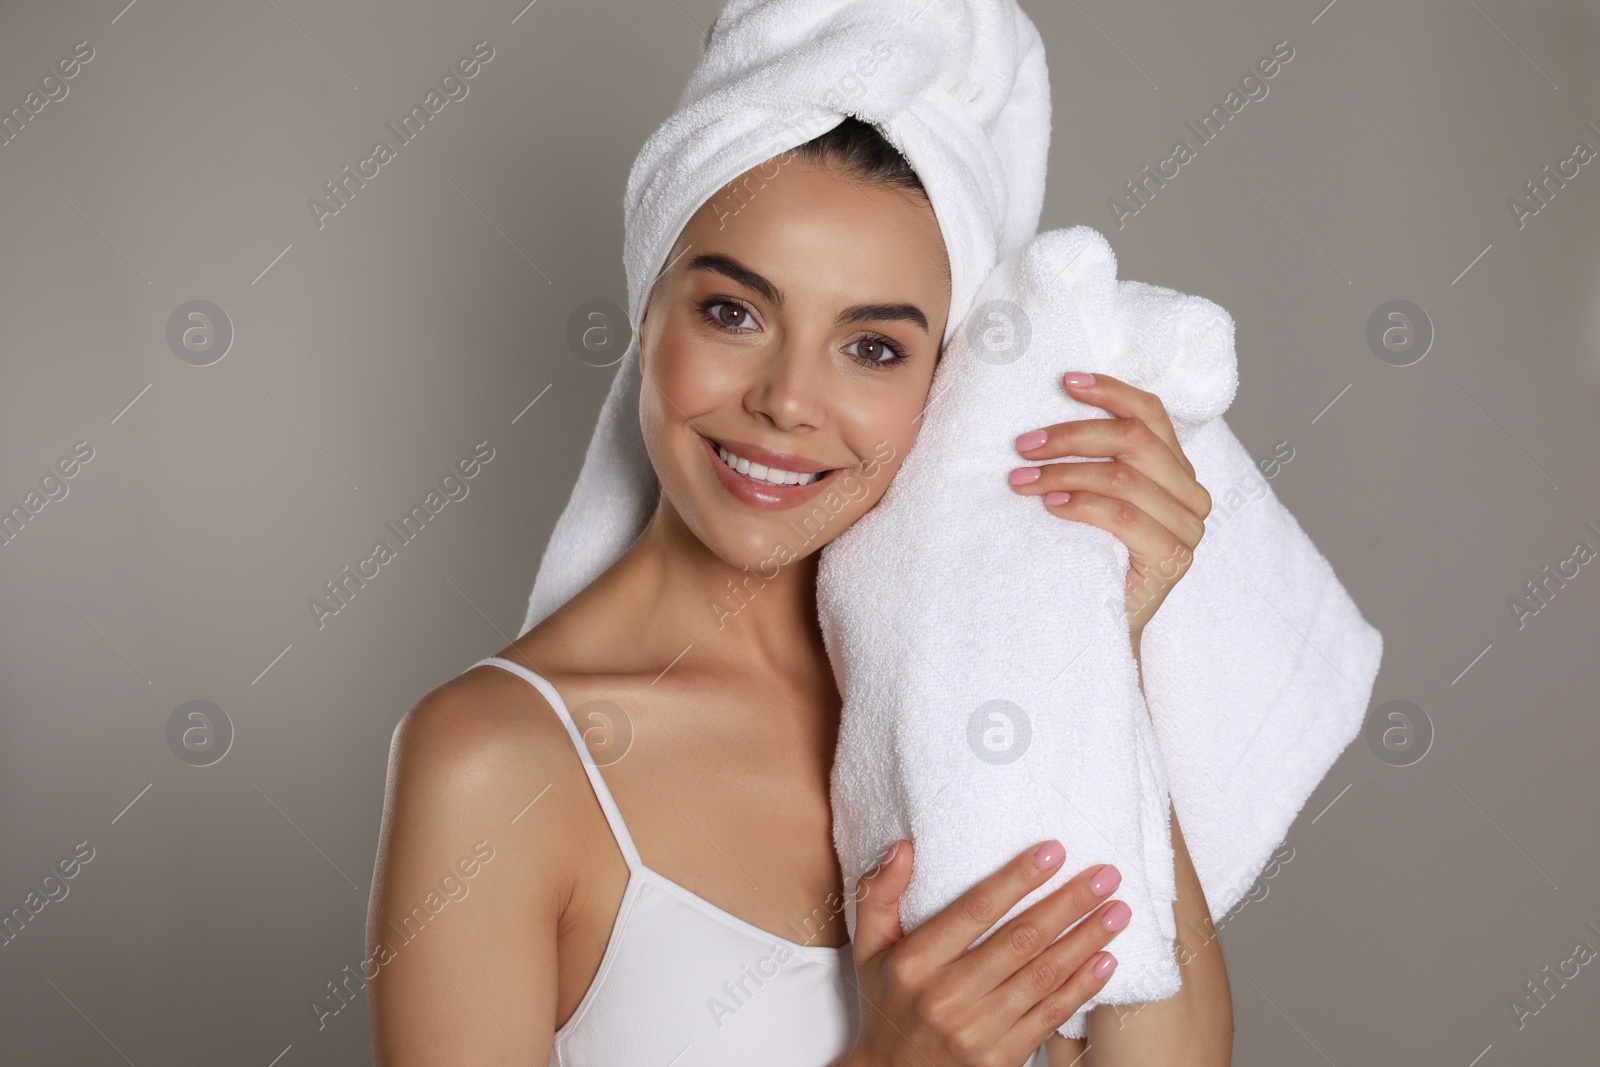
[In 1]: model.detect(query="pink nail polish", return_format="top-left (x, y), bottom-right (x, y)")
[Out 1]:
top-left (1015, 429), bottom-right (1048, 451)
top-left (1043, 490), bottom-right (1070, 506)
top-left (1009, 466), bottom-right (1041, 485)
top-left (1093, 952), bottom-right (1117, 979)
top-left (879, 841), bottom-right (900, 866)
top-left (1064, 372), bottom-right (1096, 388)
top-left (1033, 840), bottom-right (1064, 870)
top-left (1089, 864), bottom-right (1121, 897)
top-left (1101, 901), bottom-right (1131, 932)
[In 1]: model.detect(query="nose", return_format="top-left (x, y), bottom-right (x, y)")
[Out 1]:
top-left (745, 337), bottom-right (826, 433)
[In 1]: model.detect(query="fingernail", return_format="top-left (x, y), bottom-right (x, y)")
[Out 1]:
top-left (1064, 372), bottom-right (1096, 388)
top-left (1089, 864), bottom-right (1121, 897)
top-left (1033, 840), bottom-right (1065, 870)
top-left (1014, 429), bottom-right (1048, 452)
top-left (1043, 491), bottom-right (1071, 506)
top-left (1101, 901), bottom-right (1131, 932)
top-left (1009, 466), bottom-right (1041, 485)
top-left (879, 841), bottom-right (900, 866)
top-left (1093, 952), bottom-right (1118, 979)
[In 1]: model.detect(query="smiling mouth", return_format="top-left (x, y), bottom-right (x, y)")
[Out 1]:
top-left (702, 435), bottom-right (839, 488)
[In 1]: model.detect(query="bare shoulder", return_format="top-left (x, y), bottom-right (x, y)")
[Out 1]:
top-left (378, 658), bottom-right (597, 883)
top-left (386, 661), bottom-right (577, 803)
top-left (367, 656), bottom-right (593, 1065)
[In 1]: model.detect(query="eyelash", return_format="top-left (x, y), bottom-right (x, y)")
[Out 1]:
top-left (696, 297), bottom-right (910, 369)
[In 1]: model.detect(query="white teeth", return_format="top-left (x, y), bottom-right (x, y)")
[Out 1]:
top-left (716, 443), bottom-right (821, 487)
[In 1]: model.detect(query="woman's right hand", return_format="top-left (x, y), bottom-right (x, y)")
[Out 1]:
top-left (837, 838), bottom-right (1129, 1067)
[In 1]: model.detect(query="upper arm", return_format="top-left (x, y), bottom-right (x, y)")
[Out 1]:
top-left (1042, 1033), bottom-right (1087, 1065)
top-left (1081, 803), bottom-right (1234, 1065)
top-left (365, 676), bottom-right (575, 1066)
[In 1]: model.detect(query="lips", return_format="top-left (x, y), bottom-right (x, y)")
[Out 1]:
top-left (704, 433), bottom-right (834, 475)
top-left (697, 431), bottom-right (842, 511)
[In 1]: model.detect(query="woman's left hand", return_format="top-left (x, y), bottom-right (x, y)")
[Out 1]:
top-left (1007, 371), bottom-right (1212, 656)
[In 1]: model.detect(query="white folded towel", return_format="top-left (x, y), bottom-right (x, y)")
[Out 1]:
top-left (818, 224), bottom-right (1384, 1035)
top-left (521, 0), bottom-right (1385, 1041)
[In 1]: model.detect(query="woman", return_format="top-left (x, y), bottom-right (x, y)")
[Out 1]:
top-left (366, 119), bottom-right (1232, 1066)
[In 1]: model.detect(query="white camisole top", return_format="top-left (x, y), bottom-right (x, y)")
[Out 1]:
top-left (474, 656), bottom-right (861, 1066)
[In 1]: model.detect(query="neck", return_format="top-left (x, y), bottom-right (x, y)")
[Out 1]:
top-left (586, 492), bottom-right (831, 683)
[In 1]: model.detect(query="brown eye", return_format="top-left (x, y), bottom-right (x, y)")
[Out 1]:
top-left (707, 302), bottom-right (749, 328)
top-left (845, 335), bottom-right (908, 367)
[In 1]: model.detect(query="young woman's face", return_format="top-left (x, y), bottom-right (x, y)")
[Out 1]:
top-left (637, 156), bottom-right (951, 575)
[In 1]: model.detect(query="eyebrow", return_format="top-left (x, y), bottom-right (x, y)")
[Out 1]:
top-left (687, 252), bottom-right (930, 333)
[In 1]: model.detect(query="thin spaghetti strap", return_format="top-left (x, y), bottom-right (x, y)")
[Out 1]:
top-left (473, 655), bottom-right (644, 872)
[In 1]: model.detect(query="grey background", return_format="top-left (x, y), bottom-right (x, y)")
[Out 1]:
top-left (2, 0), bottom-right (1597, 1064)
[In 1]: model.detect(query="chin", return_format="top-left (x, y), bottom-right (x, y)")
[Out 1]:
top-left (697, 502), bottom-right (816, 573)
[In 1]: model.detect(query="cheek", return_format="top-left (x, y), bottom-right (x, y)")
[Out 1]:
top-left (639, 329), bottom-right (748, 504)
top-left (648, 329), bottom-right (747, 419)
top-left (641, 336), bottom-right (705, 447)
top-left (869, 364), bottom-right (938, 444)
top-left (833, 376), bottom-right (936, 504)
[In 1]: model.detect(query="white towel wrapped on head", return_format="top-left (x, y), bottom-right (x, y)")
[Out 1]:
top-left (526, 0), bottom-right (1055, 634)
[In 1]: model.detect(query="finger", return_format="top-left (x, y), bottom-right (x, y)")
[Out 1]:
top-left (951, 861), bottom-right (1123, 995)
top-left (968, 877), bottom-right (1126, 1067)
top-left (1010, 949), bottom-right (1119, 1051)
top-left (851, 839), bottom-right (913, 963)
top-left (900, 839), bottom-right (1067, 966)
top-left (1061, 371), bottom-right (1188, 475)
top-left (1011, 456), bottom-right (1207, 550)
top-left (1012, 372), bottom-right (1183, 467)
top-left (988, 895), bottom-right (1128, 1025)
top-left (1015, 416), bottom-right (1209, 521)
top-left (1039, 486), bottom-right (1198, 567)
top-left (1036, 489), bottom-right (1198, 613)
